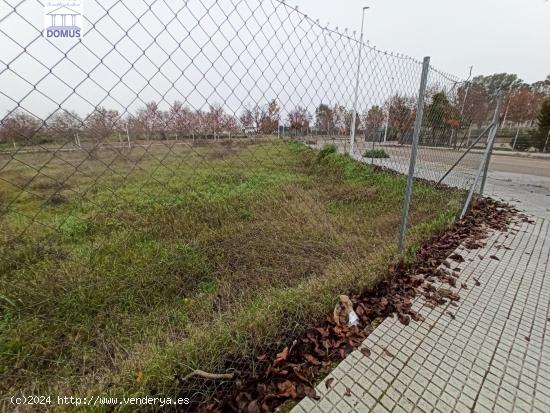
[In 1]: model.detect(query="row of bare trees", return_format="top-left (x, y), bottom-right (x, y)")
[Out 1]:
top-left (0, 103), bottom-right (236, 145)
top-left (2, 73), bottom-right (549, 147)
top-left (1, 100), bottom-right (312, 145)
top-left (0, 103), bottom-right (327, 146)
top-left (462, 73), bottom-right (550, 129)
top-left (0, 93), bottom-right (515, 147)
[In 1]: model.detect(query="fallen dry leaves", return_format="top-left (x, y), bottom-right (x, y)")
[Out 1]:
top-left (192, 198), bottom-right (524, 412)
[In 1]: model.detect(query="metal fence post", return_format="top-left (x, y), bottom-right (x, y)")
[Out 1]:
top-left (460, 93), bottom-right (504, 218)
top-left (436, 122), bottom-right (494, 186)
top-left (450, 65), bottom-right (473, 148)
top-left (349, 7), bottom-right (369, 157)
top-left (544, 129), bottom-right (550, 153)
top-left (126, 124), bottom-right (131, 149)
top-left (398, 56), bottom-right (430, 254)
top-left (480, 93), bottom-right (504, 196)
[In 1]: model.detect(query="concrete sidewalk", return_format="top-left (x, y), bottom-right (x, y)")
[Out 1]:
top-left (483, 172), bottom-right (550, 220)
top-left (292, 216), bottom-right (550, 413)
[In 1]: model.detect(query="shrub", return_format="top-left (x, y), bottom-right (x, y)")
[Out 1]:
top-left (537, 98), bottom-right (550, 152)
top-left (363, 148), bottom-right (390, 159)
top-left (517, 98), bottom-right (550, 152)
top-left (317, 144), bottom-right (338, 160)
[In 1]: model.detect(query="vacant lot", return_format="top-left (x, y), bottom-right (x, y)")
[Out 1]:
top-left (0, 140), bottom-right (463, 407)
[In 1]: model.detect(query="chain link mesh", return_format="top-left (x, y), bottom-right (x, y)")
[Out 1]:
top-left (1, 0), bottom-right (495, 407)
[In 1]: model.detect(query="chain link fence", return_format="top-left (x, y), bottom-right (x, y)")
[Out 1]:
top-left (0, 0), bottom-right (502, 407)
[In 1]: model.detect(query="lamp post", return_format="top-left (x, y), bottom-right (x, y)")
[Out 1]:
top-left (451, 66), bottom-right (473, 148)
top-left (349, 6), bottom-right (369, 156)
top-left (383, 77), bottom-right (394, 143)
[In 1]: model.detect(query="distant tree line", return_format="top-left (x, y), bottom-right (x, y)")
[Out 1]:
top-left (1, 73), bottom-right (549, 151)
top-left (1, 100), bottom-right (296, 145)
top-left (464, 73), bottom-right (550, 128)
top-left (461, 73), bottom-right (550, 151)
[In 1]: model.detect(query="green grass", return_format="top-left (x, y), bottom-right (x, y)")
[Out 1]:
top-left (363, 148), bottom-right (390, 158)
top-left (317, 143), bottom-right (338, 159)
top-left (0, 140), bottom-right (463, 409)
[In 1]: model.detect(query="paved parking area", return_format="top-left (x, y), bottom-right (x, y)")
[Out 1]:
top-left (293, 214), bottom-right (550, 412)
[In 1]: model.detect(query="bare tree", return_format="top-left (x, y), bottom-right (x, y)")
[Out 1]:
top-left (332, 105), bottom-right (348, 136)
top-left (364, 105), bottom-right (385, 141)
top-left (507, 87), bottom-right (546, 128)
top-left (85, 106), bottom-right (121, 142)
top-left (168, 101), bottom-right (194, 137)
top-left (0, 110), bottom-right (44, 145)
top-left (287, 106), bottom-right (311, 134)
top-left (384, 95), bottom-right (416, 143)
top-left (46, 110), bottom-right (82, 143)
top-left (259, 100), bottom-right (280, 134)
top-left (239, 104), bottom-right (265, 133)
top-left (315, 104), bottom-right (335, 135)
top-left (239, 106), bottom-right (256, 132)
top-left (134, 102), bottom-right (165, 140)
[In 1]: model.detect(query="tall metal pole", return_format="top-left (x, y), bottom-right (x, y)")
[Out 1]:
top-left (460, 97), bottom-right (503, 218)
top-left (512, 127), bottom-right (520, 150)
top-left (502, 91), bottom-right (513, 127)
top-left (460, 139), bottom-right (495, 219)
top-left (383, 77), bottom-right (394, 143)
top-left (398, 56), bottom-right (430, 254)
top-left (436, 121), bottom-right (495, 186)
top-left (451, 65), bottom-right (473, 148)
top-left (383, 112), bottom-right (389, 143)
top-left (349, 6), bottom-right (369, 156)
top-left (480, 93), bottom-right (504, 196)
top-left (460, 66), bottom-right (474, 115)
top-left (544, 128), bottom-right (550, 153)
top-left (126, 124), bottom-right (131, 149)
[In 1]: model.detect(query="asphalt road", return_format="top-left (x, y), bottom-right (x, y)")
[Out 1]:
top-left (348, 141), bottom-right (550, 219)
top-left (348, 142), bottom-right (550, 177)
top-left (488, 154), bottom-right (550, 178)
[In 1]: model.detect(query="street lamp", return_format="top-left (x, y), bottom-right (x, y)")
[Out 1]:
top-left (383, 77), bottom-right (394, 143)
top-left (349, 6), bottom-right (369, 155)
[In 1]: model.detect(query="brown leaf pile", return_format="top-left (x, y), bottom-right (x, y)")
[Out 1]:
top-left (191, 198), bottom-right (522, 412)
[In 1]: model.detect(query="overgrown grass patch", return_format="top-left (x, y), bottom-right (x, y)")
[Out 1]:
top-left (0, 140), bottom-right (463, 408)
top-left (363, 148), bottom-right (390, 158)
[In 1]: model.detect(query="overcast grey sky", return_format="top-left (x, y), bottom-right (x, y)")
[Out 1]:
top-left (291, 0), bottom-right (550, 83)
top-left (1, 0), bottom-right (549, 119)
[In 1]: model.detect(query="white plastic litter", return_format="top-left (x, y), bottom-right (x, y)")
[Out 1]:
top-left (348, 310), bottom-right (359, 326)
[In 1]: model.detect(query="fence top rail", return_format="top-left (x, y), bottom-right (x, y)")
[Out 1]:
top-left (273, 0), bottom-right (460, 78)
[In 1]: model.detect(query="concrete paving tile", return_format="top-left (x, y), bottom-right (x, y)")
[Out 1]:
top-left (293, 217), bottom-right (550, 412)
